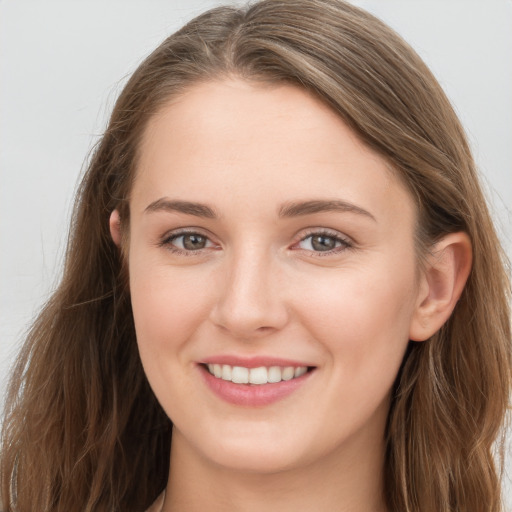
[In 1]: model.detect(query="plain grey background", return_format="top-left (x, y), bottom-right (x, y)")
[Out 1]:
top-left (1, 0), bottom-right (511, 501)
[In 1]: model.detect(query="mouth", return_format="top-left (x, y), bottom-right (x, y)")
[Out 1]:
top-left (204, 363), bottom-right (312, 385)
top-left (199, 359), bottom-right (316, 406)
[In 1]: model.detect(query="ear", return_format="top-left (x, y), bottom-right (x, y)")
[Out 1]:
top-left (409, 232), bottom-right (472, 342)
top-left (109, 209), bottom-right (122, 247)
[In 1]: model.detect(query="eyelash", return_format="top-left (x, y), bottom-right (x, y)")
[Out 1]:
top-left (159, 229), bottom-right (216, 257)
top-left (158, 228), bottom-right (353, 257)
top-left (293, 228), bottom-right (353, 257)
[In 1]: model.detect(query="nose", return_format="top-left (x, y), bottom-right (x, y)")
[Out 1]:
top-left (209, 246), bottom-right (290, 340)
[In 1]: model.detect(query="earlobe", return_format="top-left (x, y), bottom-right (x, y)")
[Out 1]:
top-left (109, 209), bottom-right (122, 247)
top-left (409, 232), bottom-right (472, 342)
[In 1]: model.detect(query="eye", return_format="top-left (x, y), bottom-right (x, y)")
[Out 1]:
top-left (174, 233), bottom-right (209, 250)
top-left (160, 230), bottom-right (216, 254)
top-left (296, 231), bottom-right (351, 253)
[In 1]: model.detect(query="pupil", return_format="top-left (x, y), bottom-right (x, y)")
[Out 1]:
top-left (183, 234), bottom-right (206, 250)
top-left (311, 235), bottom-right (335, 251)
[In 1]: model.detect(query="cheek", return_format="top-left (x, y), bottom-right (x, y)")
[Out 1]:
top-left (128, 258), bottom-right (213, 363)
top-left (128, 262), bottom-right (217, 422)
top-left (296, 259), bottom-right (417, 381)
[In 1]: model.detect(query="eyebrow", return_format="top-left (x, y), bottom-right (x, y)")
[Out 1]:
top-left (144, 197), bottom-right (376, 222)
top-left (144, 198), bottom-right (217, 218)
top-left (278, 199), bottom-right (376, 222)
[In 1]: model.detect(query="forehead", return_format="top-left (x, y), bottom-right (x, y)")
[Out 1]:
top-left (132, 79), bottom-right (414, 227)
top-left (139, 79), bottom-right (378, 170)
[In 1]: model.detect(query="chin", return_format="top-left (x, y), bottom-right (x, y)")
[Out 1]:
top-left (209, 442), bottom-right (308, 474)
top-left (188, 421), bottom-right (321, 475)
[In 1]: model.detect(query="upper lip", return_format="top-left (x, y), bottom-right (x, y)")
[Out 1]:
top-left (200, 355), bottom-right (314, 368)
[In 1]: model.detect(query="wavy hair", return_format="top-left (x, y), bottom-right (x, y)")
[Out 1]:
top-left (2, 1), bottom-right (510, 511)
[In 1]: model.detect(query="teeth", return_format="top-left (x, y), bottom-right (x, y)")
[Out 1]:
top-left (282, 367), bottom-right (295, 381)
top-left (249, 366), bottom-right (268, 384)
top-left (294, 366), bottom-right (307, 378)
top-left (268, 366), bottom-right (282, 383)
top-left (221, 364), bottom-right (232, 380)
top-left (231, 366), bottom-right (249, 384)
top-left (206, 364), bottom-right (309, 385)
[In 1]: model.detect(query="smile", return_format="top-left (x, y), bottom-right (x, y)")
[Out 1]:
top-left (206, 364), bottom-right (309, 385)
top-left (200, 359), bottom-right (315, 406)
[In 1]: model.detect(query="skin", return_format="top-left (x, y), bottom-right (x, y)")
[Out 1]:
top-left (110, 79), bottom-right (471, 512)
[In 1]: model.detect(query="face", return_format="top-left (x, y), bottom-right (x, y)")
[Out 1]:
top-left (125, 79), bottom-right (422, 474)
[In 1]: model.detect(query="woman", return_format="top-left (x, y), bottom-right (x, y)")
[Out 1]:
top-left (1, 1), bottom-right (510, 511)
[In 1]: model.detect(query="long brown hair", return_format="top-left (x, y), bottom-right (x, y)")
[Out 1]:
top-left (2, 1), bottom-right (510, 511)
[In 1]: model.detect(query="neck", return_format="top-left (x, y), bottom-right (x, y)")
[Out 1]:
top-left (162, 422), bottom-right (388, 512)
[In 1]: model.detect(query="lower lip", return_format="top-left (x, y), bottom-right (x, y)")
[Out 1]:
top-left (199, 365), bottom-right (313, 406)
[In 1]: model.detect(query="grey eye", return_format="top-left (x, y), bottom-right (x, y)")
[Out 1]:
top-left (174, 233), bottom-right (209, 250)
top-left (298, 233), bottom-right (347, 252)
top-left (310, 234), bottom-right (338, 251)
